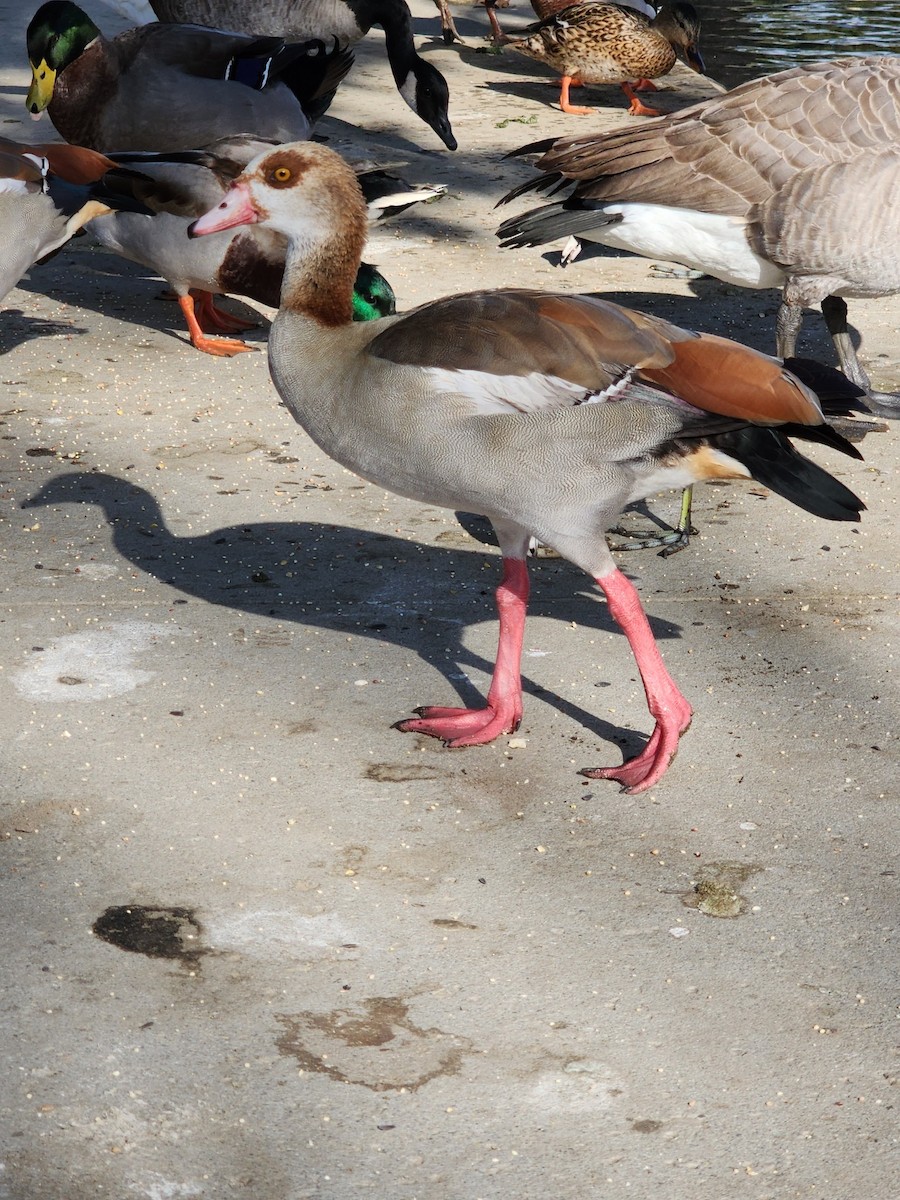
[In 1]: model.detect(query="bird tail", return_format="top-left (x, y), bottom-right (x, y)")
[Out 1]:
top-left (496, 199), bottom-right (622, 249)
top-left (46, 167), bottom-right (160, 220)
top-left (712, 426), bottom-right (864, 521)
top-left (267, 37), bottom-right (355, 117)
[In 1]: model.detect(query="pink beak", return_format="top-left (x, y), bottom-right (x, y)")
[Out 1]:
top-left (188, 182), bottom-right (258, 238)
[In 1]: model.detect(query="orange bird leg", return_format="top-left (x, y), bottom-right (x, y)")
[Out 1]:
top-left (580, 567), bottom-right (692, 793)
top-left (192, 290), bottom-right (258, 333)
top-left (177, 293), bottom-right (256, 356)
top-left (632, 77), bottom-right (659, 92)
top-left (621, 81), bottom-right (663, 117)
top-left (396, 557), bottom-right (529, 745)
top-left (559, 76), bottom-right (593, 115)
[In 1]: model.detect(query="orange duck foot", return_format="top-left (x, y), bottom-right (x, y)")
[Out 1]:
top-left (559, 76), bottom-right (592, 115)
top-left (191, 289), bottom-right (259, 333)
top-left (621, 82), bottom-right (663, 117)
top-left (178, 293), bottom-right (256, 356)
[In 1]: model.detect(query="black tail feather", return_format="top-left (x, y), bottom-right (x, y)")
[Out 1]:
top-left (782, 356), bottom-right (866, 410)
top-left (279, 38), bottom-right (355, 119)
top-left (46, 167), bottom-right (158, 218)
top-left (504, 137), bottom-right (559, 160)
top-left (495, 169), bottom-right (564, 207)
top-left (714, 427), bottom-right (865, 522)
top-left (496, 200), bottom-right (622, 248)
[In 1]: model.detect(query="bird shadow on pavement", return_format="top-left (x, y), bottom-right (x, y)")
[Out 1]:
top-left (22, 470), bottom-right (692, 761)
top-left (0, 309), bottom-right (88, 354)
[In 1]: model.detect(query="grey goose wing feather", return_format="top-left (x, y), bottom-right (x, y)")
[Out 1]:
top-left (519, 56), bottom-right (900, 218)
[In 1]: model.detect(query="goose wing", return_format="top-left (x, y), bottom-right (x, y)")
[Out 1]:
top-left (367, 289), bottom-right (824, 425)
top-left (511, 56), bottom-right (900, 216)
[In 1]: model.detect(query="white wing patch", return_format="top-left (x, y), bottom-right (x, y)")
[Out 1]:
top-left (424, 366), bottom-right (634, 416)
top-left (0, 177), bottom-right (32, 195)
top-left (0, 154), bottom-right (49, 195)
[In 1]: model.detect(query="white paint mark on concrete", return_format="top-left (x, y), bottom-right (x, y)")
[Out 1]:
top-left (129, 1174), bottom-right (203, 1200)
top-left (203, 910), bottom-right (358, 960)
top-left (12, 620), bottom-right (179, 702)
top-left (527, 1061), bottom-right (624, 1112)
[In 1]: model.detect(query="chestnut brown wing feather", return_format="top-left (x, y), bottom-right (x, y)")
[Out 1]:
top-left (620, 310), bottom-right (825, 425)
top-left (0, 136), bottom-right (118, 184)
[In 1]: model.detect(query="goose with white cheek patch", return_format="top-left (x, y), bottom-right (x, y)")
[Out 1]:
top-left (188, 141), bottom-right (865, 794)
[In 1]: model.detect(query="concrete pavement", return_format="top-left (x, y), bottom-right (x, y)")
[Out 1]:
top-left (1, 3), bottom-right (897, 1197)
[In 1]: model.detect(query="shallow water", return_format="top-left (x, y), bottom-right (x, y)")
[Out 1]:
top-left (692, 0), bottom-right (900, 87)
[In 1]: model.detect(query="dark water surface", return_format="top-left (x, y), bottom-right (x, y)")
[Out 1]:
top-left (692, 1), bottom-right (900, 87)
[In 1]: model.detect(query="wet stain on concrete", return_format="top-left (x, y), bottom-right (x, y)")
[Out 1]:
top-left (682, 860), bottom-right (763, 918)
top-left (337, 844), bottom-right (368, 877)
top-left (432, 918), bottom-right (478, 930)
top-left (365, 763), bottom-right (442, 783)
top-left (93, 905), bottom-right (205, 967)
top-left (284, 718), bottom-right (319, 735)
top-left (631, 1118), bottom-right (664, 1133)
top-left (274, 996), bottom-right (473, 1092)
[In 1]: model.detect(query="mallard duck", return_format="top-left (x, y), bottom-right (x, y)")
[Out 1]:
top-left (25, 1), bottom-right (353, 152)
top-left (188, 140), bottom-right (865, 793)
top-left (488, 0), bottom-right (657, 40)
top-left (503, 1), bottom-right (704, 116)
top-left (144, 0), bottom-right (457, 149)
top-left (0, 135), bottom-right (161, 303)
top-left (89, 136), bottom-right (440, 353)
top-left (497, 56), bottom-right (900, 419)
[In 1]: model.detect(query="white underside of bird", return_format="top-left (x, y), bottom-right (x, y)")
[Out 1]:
top-left (573, 202), bottom-right (787, 289)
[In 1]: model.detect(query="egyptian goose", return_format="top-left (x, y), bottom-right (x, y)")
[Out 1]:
top-left (25, 1), bottom-right (353, 152)
top-left (0, 135), bottom-right (160, 303)
top-left (185, 140), bottom-right (866, 792)
top-left (89, 136), bottom-right (437, 354)
top-left (143, 0), bottom-right (458, 149)
top-left (499, 1), bottom-right (704, 116)
top-left (497, 56), bottom-right (900, 416)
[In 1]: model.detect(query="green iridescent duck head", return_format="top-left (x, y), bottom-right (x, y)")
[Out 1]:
top-left (26, 2), bottom-right (100, 114)
top-left (352, 262), bottom-right (396, 322)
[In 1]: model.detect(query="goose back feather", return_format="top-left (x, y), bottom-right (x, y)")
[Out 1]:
top-left (497, 56), bottom-right (900, 411)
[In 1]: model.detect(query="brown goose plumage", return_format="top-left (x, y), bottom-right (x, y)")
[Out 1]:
top-left (497, 56), bottom-right (900, 414)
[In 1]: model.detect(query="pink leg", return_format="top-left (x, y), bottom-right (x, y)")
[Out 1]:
top-left (581, 567), bottom-right (692, 793)
top-left (396, 557), bottom-right (529, 746)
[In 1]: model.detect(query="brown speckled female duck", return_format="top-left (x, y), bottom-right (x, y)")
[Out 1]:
top-left (505, 1), bottom-right (704, 116)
